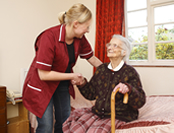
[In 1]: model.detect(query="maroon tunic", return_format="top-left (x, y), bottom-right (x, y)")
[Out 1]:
top-left (22, 24), bottom-right (93, 118)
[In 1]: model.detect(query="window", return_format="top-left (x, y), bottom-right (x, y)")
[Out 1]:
top-left (125, 0), bottom-right (174, 66)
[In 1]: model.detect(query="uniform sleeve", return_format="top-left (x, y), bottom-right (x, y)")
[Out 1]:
top-left (35, 31), bottom-right (55, 71)
top-left (79, 35), bottom-right (94, 59)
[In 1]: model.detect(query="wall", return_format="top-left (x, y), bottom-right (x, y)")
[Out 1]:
top-left (135, 67), bottom-right (174, 96)
top-left (0, 0), bottom-right (75, 91)
top-left (0, 0), bottom-right (174, 96)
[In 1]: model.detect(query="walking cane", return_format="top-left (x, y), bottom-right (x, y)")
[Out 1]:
top-left (111, 88), bottom-right (129, 133)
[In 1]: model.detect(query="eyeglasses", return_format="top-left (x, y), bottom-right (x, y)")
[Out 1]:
top-left (106, 43), bottom-right (124, 50)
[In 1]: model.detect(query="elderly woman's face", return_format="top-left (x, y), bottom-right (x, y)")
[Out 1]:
top-left (106, 38), bottom-right (125, 59)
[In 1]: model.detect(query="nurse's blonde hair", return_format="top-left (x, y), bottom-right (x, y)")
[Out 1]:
top-left (58, 3), bottom-right (92, 24)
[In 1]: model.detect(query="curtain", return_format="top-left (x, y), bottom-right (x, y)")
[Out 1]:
top-left (95, 0), bottom-right (125, 64)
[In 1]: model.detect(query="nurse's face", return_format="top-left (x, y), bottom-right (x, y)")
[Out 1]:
top-left (73, 19), bottom-right (91, 38)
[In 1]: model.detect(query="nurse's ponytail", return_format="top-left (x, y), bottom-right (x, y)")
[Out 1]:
top-left (58, 12), bottom-right (66, 24)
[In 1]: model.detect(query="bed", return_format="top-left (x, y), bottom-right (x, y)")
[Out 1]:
top-left (29, 86), bottom-right (174, 133)
top-left (110, 89), bottom-right (174, 133)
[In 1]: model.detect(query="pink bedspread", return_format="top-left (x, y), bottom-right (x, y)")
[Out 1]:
top-left (115, 95), bottom-right (174, 132)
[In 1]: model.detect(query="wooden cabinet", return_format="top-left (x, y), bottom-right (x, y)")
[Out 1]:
top-left (0, 86), bottom-right (7, 133)
top-left (7, 100), bottom-right (29, 133)
top-left (0, 85), bottom-right (29, 133)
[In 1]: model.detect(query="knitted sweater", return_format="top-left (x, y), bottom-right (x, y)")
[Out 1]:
top-left (79, 63), bottom-right (146, 122)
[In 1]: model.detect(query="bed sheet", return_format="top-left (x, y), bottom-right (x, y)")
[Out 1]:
top-left (115, 95), bottom-right (174, 133)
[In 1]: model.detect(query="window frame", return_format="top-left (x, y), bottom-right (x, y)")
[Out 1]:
top-left (125, 0), bottom-right (174, 66)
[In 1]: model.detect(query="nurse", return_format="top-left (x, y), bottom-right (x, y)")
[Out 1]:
top-left (22, 3), bottom-right (102, 133)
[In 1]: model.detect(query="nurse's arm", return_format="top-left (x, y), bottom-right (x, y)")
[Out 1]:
top-left (87, 55), bottom-right (102, 67)
top-left (38, 69), bottom-right (83, 85)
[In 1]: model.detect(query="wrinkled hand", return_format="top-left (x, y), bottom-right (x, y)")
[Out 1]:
top-left (113, 82), bottom-right (129, 94)
top-left (71, 73), bottom-right (85, 86)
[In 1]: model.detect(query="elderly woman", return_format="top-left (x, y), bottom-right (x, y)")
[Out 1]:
top-left (63, 34), bottom-right (146, 133)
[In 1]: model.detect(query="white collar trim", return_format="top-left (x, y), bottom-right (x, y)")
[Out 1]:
top-left (59, 24), bottom-right (63, 41)
top-left (108, 60), bottom-right (124, 71)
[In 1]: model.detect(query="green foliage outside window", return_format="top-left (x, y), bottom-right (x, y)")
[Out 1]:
top-left (129, 26), bottom-right (174, 60)
top-left (129, 44), bottom-right (148, 60)
top-left (155, 27), bottom-right (174, 59)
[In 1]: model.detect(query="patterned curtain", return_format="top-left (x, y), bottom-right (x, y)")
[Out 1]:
top-left (95, 0), bottom-right (125, 64)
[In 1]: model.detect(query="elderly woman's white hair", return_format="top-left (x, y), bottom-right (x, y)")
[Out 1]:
top-left (112, 34), bottom-right (132, 63)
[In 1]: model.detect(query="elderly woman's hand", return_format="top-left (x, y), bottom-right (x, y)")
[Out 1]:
top-left (113, 82), bottom-right (129, 94)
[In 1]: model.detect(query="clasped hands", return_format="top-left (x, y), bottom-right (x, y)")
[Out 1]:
top-left (71, 73), bottom-right (85, 86)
